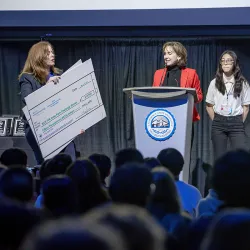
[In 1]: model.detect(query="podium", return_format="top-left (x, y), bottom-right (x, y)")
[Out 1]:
top-left (123, 87), bottom-right (197, 183)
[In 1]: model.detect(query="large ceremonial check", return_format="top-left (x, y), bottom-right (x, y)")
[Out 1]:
top-left (24, 59), bottom-right (106, 160)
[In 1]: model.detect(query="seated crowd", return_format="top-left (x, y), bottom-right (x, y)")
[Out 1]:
top-left (0, 146), bottom-right (249, 250)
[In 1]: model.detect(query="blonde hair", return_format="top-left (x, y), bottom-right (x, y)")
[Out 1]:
top-left (19, 41), bottom-right (61, 84)
top-left (163, 41), bottom-right (187, 67)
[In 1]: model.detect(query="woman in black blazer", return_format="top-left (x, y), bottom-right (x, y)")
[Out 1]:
top-left (19, 41), bottom-right (76, 164)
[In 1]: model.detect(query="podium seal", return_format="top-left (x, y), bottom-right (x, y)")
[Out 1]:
top-left (145, 109), bottom-right (176, 141)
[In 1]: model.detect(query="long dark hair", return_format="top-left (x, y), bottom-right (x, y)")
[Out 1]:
top-left (148, 167), bottom-right (181, 215)
top-left (215, 50), bottom-right (248, 98)
top-left (66, 159), bottom-right (110, 214)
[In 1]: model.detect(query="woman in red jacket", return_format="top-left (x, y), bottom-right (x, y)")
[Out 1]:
top-left (153, 41), bottom-right (203, 122)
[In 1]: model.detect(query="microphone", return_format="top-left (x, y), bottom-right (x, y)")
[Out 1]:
top-left (174, 79), bottom-right (179, 86)
top-left (159, 63), bottom-right (167, 87)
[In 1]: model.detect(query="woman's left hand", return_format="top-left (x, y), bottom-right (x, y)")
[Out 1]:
top-left (47, 76), bottom-right (61, 85)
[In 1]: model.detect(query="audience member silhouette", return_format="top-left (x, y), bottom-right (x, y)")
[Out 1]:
top-left (148, 167), bottom-right (191, 244)
top-left (115, 148), bottom-right (144, 169)
top-left (66, 159), bottom-right (109, 213)
top-left (46, 153), bottom-right (72, 176)
top-left (0, 197), bottom-right (42, 250)
top-left (144, 157), bottom-right (161, 169)
top-left (0, 148), bottom-right (28, 168)
top-left (201, 209), bottom-right (250, 250)
top-left (21, 216), bottom-right (126, 250)
top-left (212, 149), bottom-right (250, 209)
top-left (0, 167), bottom-right (34, 203)
top-left (157, 148), bottom-right (201, 216)
top-left (42, 174), bottom-right (78, 218)
top-left (109, 163), bottom-right (152, 207)
top-left (83, 204), bottom-right (166, 250)
top-left (89, 153), bottom-right (111, 187)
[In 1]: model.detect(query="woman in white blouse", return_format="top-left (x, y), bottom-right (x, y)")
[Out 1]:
top-left (206, 50), bottom-right (250, 161)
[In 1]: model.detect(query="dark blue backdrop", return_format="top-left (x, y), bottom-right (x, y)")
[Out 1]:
top-left (1, 7), bottom-right (250, 38)
top-left (1, 7), bottom-right (250, 193)
top-left (1, 7), bottom-right (250, 26)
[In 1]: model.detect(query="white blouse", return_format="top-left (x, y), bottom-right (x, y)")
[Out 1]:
top-left (206, 74), bottom-right (250, 116)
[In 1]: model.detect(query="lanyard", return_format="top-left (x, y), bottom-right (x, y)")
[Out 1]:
top-left (225, 83), bottom-right (234, 103)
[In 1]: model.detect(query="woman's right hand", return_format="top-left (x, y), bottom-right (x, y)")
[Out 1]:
top-left (46, 76), bottom-right (61, 85)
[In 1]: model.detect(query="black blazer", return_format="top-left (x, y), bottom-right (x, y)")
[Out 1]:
top-left (19, 73), bottom-right (43, 107)
top-left (19, 73), bottom-right (43, 123)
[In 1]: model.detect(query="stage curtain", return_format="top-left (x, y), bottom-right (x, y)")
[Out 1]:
top-left (1, 38), bottom-right (250, 194)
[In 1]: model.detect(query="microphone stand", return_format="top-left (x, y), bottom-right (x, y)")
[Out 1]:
top-left (159, 63), bottom-right (167, 87)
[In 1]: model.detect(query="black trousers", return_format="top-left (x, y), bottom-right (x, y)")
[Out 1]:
top-left (211, 113), bottom-right (246, 161)
top-left (25, 125), bottom-right (44, 165)
top-left (25, 124), bottom-right (77, 165)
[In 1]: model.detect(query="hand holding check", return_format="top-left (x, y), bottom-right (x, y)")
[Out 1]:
top-left (47, 76), bottom-right (61, 85)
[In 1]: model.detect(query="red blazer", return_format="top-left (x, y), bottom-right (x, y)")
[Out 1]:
top-left (153, 68), bottom-right (203, 122)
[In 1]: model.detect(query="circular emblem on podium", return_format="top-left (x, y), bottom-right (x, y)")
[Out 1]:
top-left (145, 109), bottom-right (176, 141)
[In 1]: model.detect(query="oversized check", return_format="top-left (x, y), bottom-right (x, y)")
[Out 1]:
top-left (24, 59), bottom-right (106, 159)
top-left (22, 106), bottom-right (70, 160)
top-left (22, 59), bottom-right (83, 160)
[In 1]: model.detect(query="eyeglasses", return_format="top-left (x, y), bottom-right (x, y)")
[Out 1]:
top-left (220, 59), bottom-right (234, 65)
